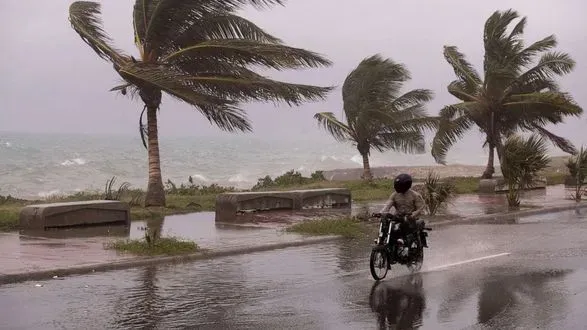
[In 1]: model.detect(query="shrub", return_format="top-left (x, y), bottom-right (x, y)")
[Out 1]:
top-left (501, 134), bottom-right (550, 207)
top-left (418, 171), bottom-right (456, 215)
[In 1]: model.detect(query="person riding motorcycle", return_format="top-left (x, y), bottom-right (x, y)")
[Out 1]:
top-left (379, 173), bottom-right (428, 248)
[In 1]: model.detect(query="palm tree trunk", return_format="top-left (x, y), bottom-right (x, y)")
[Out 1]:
top-left (144, 104), bottom-right (166, 207)
top-left (361, 152), bottom-right (373, 181)
top-left (482, 144), bottom-right (495, 179)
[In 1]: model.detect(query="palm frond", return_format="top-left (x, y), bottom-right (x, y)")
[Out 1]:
top-left (372, 131), bottom-right (426, 154)
top-left (159, 12), bottom-right (282, 57)
top-left (162, 39), bottom-right (331, 71)
top-left (443, 46), bottom-right (482, 91)
top-left (507, 16), bottom-right (526, 41)
top-left (185, 73), bottom-right (333, 105)
top-left (506, 51), bottom-right (575, 94)
top-left (343, 54), bottom-right (411, 122)
top-left (390, 89), bottom-right (434, 111)
top-left (484, 9), bottom-right (520, 44)
top-left (313, 112), bottom-right (352, 142)
top-left (503, 91), bottom-right (583, 119)
top-left (529, 125), bottom-right (576, 155)
top-left (431, 105), bottom-right (475, 164)
top-left (447, 80), bottom-right (479, 101)
top-left (69, 1), bottom-right (127, 64)
top-left (513, 35), bottom-right (557, 68)
top-left (388, 116), bottom-right (439, 132)
top-left (118, 63), bottom-right (251, 132)
top-left (134, 0), bottom-right (284, 56)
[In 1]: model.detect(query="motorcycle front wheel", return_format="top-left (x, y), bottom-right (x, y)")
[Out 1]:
top-left (407, 244), bottom-right (424, 273)
top-left (369, 247), bottom-right (389, 281)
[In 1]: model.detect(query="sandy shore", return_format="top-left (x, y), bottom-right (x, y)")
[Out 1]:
top-left (322, 156), bottom-right (569, 181)
top-left (322, 164), bottom-right (494, 181)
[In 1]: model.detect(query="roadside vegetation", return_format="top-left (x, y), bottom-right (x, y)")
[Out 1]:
top-left (0, 161), bottom-right (570, 232)
top-left (501, 134), bottom-right (551, 207)
top-left (105, 237), bottom-right (199, 256)
top-left (286, 218), bottom-right (367, 238)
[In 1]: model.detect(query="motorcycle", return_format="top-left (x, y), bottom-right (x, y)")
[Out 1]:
top-left (369, 213), bottom-right (431, 281)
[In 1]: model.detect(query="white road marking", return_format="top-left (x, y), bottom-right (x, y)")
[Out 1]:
top-left (426, 252), bottom-right (511, 272)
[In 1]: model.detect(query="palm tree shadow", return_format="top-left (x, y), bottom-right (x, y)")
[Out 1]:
top-left (369, 274), bottom-right (426, 329)
top-left (476, 269), bottom-right (571, 326)
top-left (113, 265), bottom-right (161, 329)
top-left (437, 268), bottom-right (571, 327)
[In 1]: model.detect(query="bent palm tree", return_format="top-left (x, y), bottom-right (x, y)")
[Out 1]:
top-left (69, 1), bottom-right (332, 206)
top-left (431, 9), bottom-right (582, 179)
top-left (314, 55), bottom-right (436, 181)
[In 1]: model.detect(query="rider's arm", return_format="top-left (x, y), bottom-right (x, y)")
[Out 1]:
top-left (380, 192), bottom-right (397, 213)
top-left (411, 191), bottom-right (426, 218)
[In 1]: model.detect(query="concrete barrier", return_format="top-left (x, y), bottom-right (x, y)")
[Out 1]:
top-left (478, 177), bottom-right (547, 193)
top-left (215, 188), bottom-right (351, 222)
top-left (19, 200), bottom-right (130, 230)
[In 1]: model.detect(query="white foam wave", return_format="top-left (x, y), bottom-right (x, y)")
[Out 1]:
top-left (228, 173), bottom-right (248, 183)
top-left (350, 154), bottom-right (362, 165)
top-left (191, 174), bottom-right (209, 182)
top-left (38, 190), bottom-right (61, 198)
top-left (320, 155), bottom-right (339, 162)
top-left (5, 142), bottom-right (11, 147)
top-left (60, 158), bottom-right (87, 166)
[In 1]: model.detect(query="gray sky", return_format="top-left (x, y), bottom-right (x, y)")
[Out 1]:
top-left (1, 0), bottom-right (586, 147)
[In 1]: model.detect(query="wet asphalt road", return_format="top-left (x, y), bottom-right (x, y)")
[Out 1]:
top-left (2, 210), bottom-right (587, 329)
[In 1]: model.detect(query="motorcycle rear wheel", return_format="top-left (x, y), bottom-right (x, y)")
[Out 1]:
top-left (369, 247), bottom-right (389, 281)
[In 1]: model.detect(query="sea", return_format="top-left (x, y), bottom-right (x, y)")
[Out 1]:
top-left (1, 131), bottom-right (496, 199)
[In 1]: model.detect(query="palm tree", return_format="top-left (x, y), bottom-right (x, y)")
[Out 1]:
top-left (314, 55), bottom-right (436, 181)
top-left (68, 1), bottom-right (333, 206)
top-left (501, 134), bottom-right (550, 207)
top-left (431, 9), bottom-right (583, 179)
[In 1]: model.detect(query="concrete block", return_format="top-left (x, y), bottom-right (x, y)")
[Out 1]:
top-left (19, 200), bottom-right (130, 230)
top-left (478, 177), bottom-right (547, 194)
top-left (215, 188), bottom-right (351, 222)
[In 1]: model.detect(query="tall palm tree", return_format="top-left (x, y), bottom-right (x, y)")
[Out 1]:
top-left (314, 55), bottom-right (436, 181)
top-left (69, 1), bottom-right (333, 206)
top-left (431, 9), bottom-right (583, 179)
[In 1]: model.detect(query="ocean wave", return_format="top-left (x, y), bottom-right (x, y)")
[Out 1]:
top-left (350, 154), bottom-right (362, 165)
top-left (320, 155), bottom-right (339, 162)
top-left (228, 173), bottom-right (249, 183)
top-left (38, 189), bottom-right (61, 198)
top-left (60, 158), bottom-right (87, 166)
top-left (191, 174), bottom-right (209, 182)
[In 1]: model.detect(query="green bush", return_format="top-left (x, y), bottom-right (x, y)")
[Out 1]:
top-left (164, 177), bottom-right (235, 195)
top-left (252, 170), bottom-right (326, 190)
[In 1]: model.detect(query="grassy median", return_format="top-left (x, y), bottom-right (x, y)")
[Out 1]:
top-left (104, 236), bottom-right (199, 256)
top-left (286, 218), bottom-right (367, 238)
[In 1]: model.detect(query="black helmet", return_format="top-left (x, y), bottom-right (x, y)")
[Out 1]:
top-left (393, 173), bottom-right (412, 193)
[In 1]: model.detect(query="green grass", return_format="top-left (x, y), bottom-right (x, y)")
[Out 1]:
top-left (0, 208), bottom-right (20, 231)
top-left (104, 237), bottom-right (199, 256)
top-left (286, 217), bottom-right (366, 238)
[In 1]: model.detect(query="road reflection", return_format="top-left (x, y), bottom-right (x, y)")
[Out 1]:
top-left (369, 274), bottom-right (426, 329)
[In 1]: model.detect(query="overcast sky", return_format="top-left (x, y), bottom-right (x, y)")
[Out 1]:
top-left (1, 0), bottom-right (586, 147)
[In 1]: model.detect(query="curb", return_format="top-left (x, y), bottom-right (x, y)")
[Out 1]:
top-left (0, 236), bottom-right (341, 286)
top-left (428, 203), bottom-right (587, 227)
